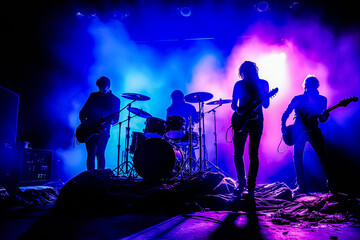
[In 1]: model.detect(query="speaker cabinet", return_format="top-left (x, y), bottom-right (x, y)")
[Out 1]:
top-left (0, 85), bottom-right (19, 146)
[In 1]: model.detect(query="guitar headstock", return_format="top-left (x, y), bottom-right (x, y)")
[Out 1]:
top-left (339, 96), bottom-right (358, 107)
top-left (268, 88), bottom-right (279, 99)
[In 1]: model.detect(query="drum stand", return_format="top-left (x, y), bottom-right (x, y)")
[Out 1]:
top-left (177, 116), bottom-right (200, 178)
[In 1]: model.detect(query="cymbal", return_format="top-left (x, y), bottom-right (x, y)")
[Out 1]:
top-left (127, 107), bottom-right (152, 118)
top-left (206, 99), bottom-right (232, 105)
top-left (184, 92), bottom-right (213, 103)
top-left (121, 93), bottom-right (150, 101)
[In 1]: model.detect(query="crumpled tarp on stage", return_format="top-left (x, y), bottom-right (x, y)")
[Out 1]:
top-left (55, 169), bottom-right (237, 214)
top-left (54, 169), bottom-right (360, 226)
top-left (0, 185), bottom-right (59, 210)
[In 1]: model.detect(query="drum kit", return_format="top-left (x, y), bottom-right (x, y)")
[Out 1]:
top-left (113, 92), bottom-right (231, 181)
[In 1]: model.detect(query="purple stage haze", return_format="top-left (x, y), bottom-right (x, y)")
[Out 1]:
top-left (48, 14), bottom-right (359, 187)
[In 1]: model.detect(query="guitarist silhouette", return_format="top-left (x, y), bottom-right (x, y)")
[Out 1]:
top-left (231, 61), bottom-right (270, 197)
top-left (281, 75), bottom-right (333, 194)
top-left (79, 76), bottom-right (120, 170)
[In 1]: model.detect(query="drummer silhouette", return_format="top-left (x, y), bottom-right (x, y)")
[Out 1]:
top-left (166, 90), bottom-right (199, 162)
top-left (167, 90), bottom-right (199, 129)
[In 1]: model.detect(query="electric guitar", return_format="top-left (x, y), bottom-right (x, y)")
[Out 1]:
top-left (283, 96), bottom-right (358, 146)
top-left (231, 88), bottom-right (279, 132)
top-left (76, 110), bottom-right (120, 143)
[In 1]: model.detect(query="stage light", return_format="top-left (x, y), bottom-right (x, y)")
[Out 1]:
top-left (113, 10), bottom-right (130, 21)
top-left (75, 11), bottom-right (86, 19)
top-left (89, 13), bottom-right (98, 19)
top-left (256, 1), bottom-right (269, 12)
top-left (179, 7), bottom-right (191, 17)
top-left (289, 1), bottom-right (301, 9)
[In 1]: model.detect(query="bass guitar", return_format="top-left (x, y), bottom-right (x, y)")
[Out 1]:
top-left (231, 88), bottom-right (279, 132)
top-left (283, 96), bottom-right (358, 146)
top-left (76, 110), bottom-right (120, 143)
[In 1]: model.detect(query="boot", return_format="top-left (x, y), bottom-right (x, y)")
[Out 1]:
top-left (233, 182), bottom-right (245, 197)
top-left (243, 180), bottom-right (256, 199)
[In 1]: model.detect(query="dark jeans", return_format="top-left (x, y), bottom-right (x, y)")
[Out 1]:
top-left (293, 128), bottom-right (331, 191)
top-left (233, 119), bottom-right (263, 189)
top-left (85, 133), bottom-right (109, 170)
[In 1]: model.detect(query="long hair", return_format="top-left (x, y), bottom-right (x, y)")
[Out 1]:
top-left (238, 61), bottom-right (259, 80)
top-left (302, 75), bottom-right (320, 94)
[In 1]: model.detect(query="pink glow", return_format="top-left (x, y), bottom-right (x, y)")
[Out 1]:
top-left (187, 20), bottom-right (360, 182)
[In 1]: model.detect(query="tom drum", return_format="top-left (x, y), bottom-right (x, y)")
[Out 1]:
top-left (143, 117), bottom-right (166, 138)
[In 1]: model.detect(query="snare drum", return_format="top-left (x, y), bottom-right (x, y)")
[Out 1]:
top-left (130, 132), bottom-right (147, 154)
top-left (143, 117), bottom-right (166, 138)
top-left (133, 138), bottom-right (182, 180)
top-left (165, 115), bottom-right (185, 139)
top-left (175, 131), bottom-right (199, 147)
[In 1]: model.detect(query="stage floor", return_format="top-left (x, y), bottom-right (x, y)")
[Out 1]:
top-left (1, 209), bottom-right (359, 240)
top-left (1, 170), bottom-right (360, 239)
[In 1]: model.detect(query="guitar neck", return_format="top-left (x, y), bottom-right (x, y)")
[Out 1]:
top-left (100, 110), bottom-right (120, 126)
top-left (314, 103), bottom-right (342, 120)
top-left (253, 94), bottom-right (271, 111)
top-left (327, 104), bottom-right (341, 113)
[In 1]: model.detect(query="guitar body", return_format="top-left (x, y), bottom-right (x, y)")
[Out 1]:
top-left (76, 123), bottom-right (103, 143)
top-left (76, 110), bottom-right (121, 143)
top-left (282, 124), bottom-right (304, 146)
top-left (231, 87), bottom-right (279, 133)
top-left (231, 111), bottom-right (258, 133)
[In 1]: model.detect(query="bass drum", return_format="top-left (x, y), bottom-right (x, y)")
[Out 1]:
top-left (133, 138), bottom-right (182, 181)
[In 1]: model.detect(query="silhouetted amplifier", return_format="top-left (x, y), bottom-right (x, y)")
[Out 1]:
top-left (0, 85), bottom-right (19, 146)
top-left (20, 149), bottom-right (52, 185)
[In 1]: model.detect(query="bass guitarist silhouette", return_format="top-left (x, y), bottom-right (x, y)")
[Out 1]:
top-left (231, 61), bottom-right (274, 197)
top-left (79, 76), bottom-right (120, 170)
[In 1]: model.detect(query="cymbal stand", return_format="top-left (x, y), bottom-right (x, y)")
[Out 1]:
top-left (188, 115), bottom-right (193, 175)
top-left (204, 103), bottom-right (229, 176)
top-left (112, 99), bottom-right (136, 177)
top-left (196, 100), bottom-right (209, 171)
top-left (200, 101), bottom-right (209, 168)
top-left (196, 99), bottom-right (203, 171)
top-left (107, 103), bottom-right (130, 176)
top-left (112, 118), bottom-right (127, 176)
top-left (206, 104), bottom-right (222, 167)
